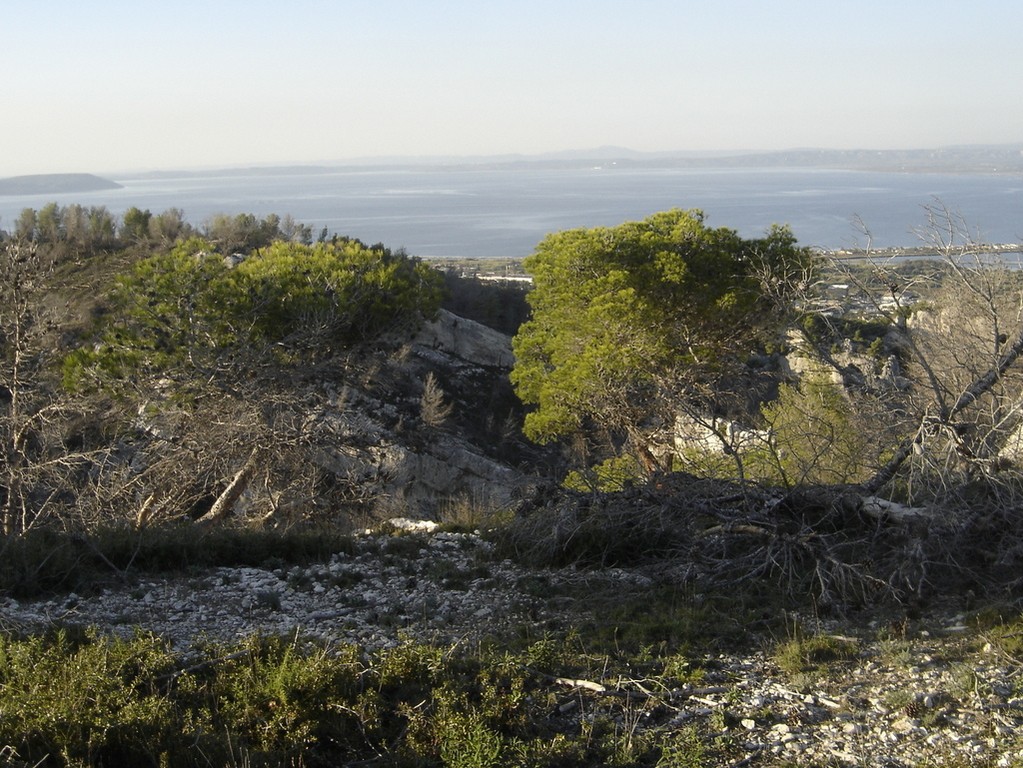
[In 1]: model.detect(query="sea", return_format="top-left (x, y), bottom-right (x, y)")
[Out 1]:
top-left (1, 165), bottom-right (1021, 258)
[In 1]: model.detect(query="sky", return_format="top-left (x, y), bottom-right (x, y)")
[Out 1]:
top-left (3, 0), bottom-right (1022, 176)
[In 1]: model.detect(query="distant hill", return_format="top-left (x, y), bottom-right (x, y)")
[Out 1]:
top-left (499, 145), bottom-right (1023, 174)
top-left (660, 145), bottom-right (1023, 174)
top-left (0, 173), bottom-right (122, 195)
top-left (109, 144), bottom-right (1023, 181)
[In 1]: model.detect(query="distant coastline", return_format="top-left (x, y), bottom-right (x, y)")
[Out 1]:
top-left (104, 143), bottom-right (1023, 180)
top-left (5, 144), bottom-right (1023, 183)
top-left (0, 173), bottom-right (122, 196)
top-left (1, 164), bottom-right (1019, 256)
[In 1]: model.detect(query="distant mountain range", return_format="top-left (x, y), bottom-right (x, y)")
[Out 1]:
top-left (654, 144), bottom-right (1023, 173)
top-left (5, 145), bottom-right (1022, 186)
top-left (399, 144), bottom-right (1023, 174)
top-left (0, 173), bottom-right (122, 195)
top-left (119, 144), bottom-right (1023, 179)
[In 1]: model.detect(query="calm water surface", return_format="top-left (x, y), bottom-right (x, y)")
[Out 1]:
top-left (1, 166), bottom-right (1021, 257)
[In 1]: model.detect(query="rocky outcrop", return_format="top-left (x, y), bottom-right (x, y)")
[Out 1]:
top-left (309, 407), bottom-right (527, 515)
top-left (123, 309), bottom-right (538, 525)
top-left (413, 308), bottom-right (515, 369)
top-left (287, 310), bottom-right (536, 520)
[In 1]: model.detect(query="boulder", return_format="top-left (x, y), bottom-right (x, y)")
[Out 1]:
top-left (414, 309), bottom-right (515, 368)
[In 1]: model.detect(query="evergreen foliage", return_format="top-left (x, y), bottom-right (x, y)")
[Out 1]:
top-left (758, 373), bottom-right (876, 486)
top-left (63, 237), bottom-right (444, 388)
top-left (511, 209), bottom-right (814, 460)
top-left (0, 629), bottom-right (727, 767)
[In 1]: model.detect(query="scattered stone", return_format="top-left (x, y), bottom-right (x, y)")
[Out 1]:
top-left (388, 517), bottom-right (440, 533)
top-left (4, 525), bottom-right (1021, 767)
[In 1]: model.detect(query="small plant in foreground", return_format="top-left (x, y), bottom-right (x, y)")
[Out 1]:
top-left (773, 631), bottom-right (859, 676)
top-left (979, 611), bottom-right (1023, 660)
top-left (877, 635), bottom-right (914, 668)
top-left (655, 724), bottom-right (708, 768)
top-left (882, 688), bottom-right (915, 714)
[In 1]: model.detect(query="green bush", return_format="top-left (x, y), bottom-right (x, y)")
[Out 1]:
top-left (0, 622), bottom-right (748, 767)
top-left (64, 237), bottom-right (444, 390)
top-left (0, 629), bottom-right (182, 766)
top-left (757, 373), bottom-right (876, 486)
top-left (773, 630), bottom-right (858, 676)
top-left (210, 636), bottom-right (367, 762)
top-left (563, 455), bottom-right (643, 492)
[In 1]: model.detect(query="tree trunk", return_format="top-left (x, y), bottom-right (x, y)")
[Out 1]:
top-left (197, 449), bottom-right (259, 524)
top-left (863, 324), bottom-right (1023, 494)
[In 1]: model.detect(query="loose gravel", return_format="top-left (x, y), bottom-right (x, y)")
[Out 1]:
top-left (2, 521), bottom-right (1022, 766)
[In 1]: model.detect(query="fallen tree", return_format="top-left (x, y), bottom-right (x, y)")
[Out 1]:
top-left (505, 471), bottom-right (1015, 609)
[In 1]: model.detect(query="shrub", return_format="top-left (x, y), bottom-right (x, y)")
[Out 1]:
top-left (758, 373), bottom-right (877, 486)
top-left (64, 238), bottom-right (444, 389)
top-left (773, 630), bottom-right (858, 676)
top-left (563, 455), bottom-right (643, 492)
top-left (210, 636), bottom-right (366, 761)
top-left (0, 629), bottom-right (182, 766)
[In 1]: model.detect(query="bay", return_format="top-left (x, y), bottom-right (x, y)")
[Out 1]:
top-left (1, 165), bottom-right (1021, 257)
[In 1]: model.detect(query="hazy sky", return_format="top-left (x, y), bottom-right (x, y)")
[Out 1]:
top-left (3, 0), bottom-right (1022, 176)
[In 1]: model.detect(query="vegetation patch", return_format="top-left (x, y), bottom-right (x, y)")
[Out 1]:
top-left (0, 629), bottom-right (737, 768)
top-left (977, 610), bottom-right (1023, 660)
top-left (0, 524), bottom-right (354, 598)
top-left (773, 630), bottom-right (859, 676)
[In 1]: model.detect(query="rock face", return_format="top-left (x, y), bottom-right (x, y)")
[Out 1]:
top-left (122, 307), bottom-right (539, 525)
top-left (414, 309), bottom-right (515, 369)
top-left (316, 309), bottom-right (536, 516)
top-left (268, 309), bottom-right (538, 520)
top-left (308, 407), bottom-right (527, 515)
